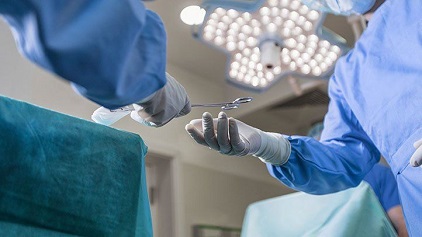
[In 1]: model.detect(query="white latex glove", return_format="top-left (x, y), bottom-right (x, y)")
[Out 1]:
top-left (91, 106), bottom-right (132, 126)
top-left (91, 73), bottom-right (190, 127)
top-left (133, 72), bottom-right (191, 127)
top-left (409, 139), bottom-right (422, 167)
top-left (185, 112), bottom-right (291, 165)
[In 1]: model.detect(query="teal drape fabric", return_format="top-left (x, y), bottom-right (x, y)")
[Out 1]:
top-left (0, 96), bottom-right (152, 236)
top-left (242, 182), bottom-right (397, 237)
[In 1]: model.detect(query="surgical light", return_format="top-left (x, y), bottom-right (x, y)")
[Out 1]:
top-left (180, 5), bottom-right (206, 25)
top-left (193, 0), bottom-right (349, 92)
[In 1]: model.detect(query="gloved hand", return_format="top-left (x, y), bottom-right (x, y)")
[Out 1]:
top-left (185, 112), bottom-right (291, 165)
top-left (409, 139), bottom-right (422, 167)
top-left (92, 73), bottom-right (190, 127)
top-left (131, 73), bottom-right (191, 127)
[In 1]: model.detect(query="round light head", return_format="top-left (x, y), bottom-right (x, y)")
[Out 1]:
top-left (180, 5), bottom-right (206, 25)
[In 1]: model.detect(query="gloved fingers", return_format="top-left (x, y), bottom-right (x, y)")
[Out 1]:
top-left (410, 139), bottom-right (422, 167)
top-left (217, 112), bottom-right (232, 154)
top-left (189, 119), bottom-right (203, 130)
top-left (202, 112), bottom-right (220, 150)
top-left (185, 123), bottom-right (208, 147)
top-left (228, 118), bottom-right (247, 156)
top-left (414, 139), bottom-right (422, 149)
top-left (136, 72), bottom-right (191, 126)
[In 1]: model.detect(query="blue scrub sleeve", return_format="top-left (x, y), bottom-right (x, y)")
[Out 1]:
top-left (267, 75), bottom-right (380, 194)
top-left (364, 164), bottom-right (401, 212)
top-left (0, 0), bottom-right (167, 109)
top-left (379, 168), bottom-right (401, 212)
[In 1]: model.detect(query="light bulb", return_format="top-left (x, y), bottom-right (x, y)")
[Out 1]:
top-left (235, 53), bottom-right (242, 60)
top-left (242, 12), bottom-right (252, 21)
top-left (274, 16), bottom-right (283, 25)
top-left (215, 8), bottom-right (226, 16)
top-left (180, 5), bottom-right (206, 25)
top-left (331, 45), bottom-right (341, 54)
top-left (309, 59), bottom-right (317, 68)
top-left (247, 37), bottom-right (257, 47)
top-left (297, 43), bottom-right (305, 52)
top-left (267, 23), bottom-right (277, 32)
top-left (285, 38), bottom-right (297, 48)
top-left (301, 64), bottom-right (311, 74)
top-left (274, 66), bottom-right (282, 74)
top-left (214, 36), bottom-right (224, 45)
top-left (266, 72), bottom-right (275, 80)
top-left (251, 53), bottom-right (259, 62)
top-left (231, 61), bottom-right (240, 69)
top-left (262, 15), bottom-right (271, 25)
top-left (260, 7), bottom-right (270, 16)
top-left (243, 48), bottom-right (252, 56)
top-left (204, 32), bottom-right (213, 41)
top-left (281, 55), bottom-right (292, 65)
top-left (227, 9), bottom-right (239, 18)
top-left (299, 5), bottom-right (309, 15)
top-left (217, 22), bottom-right (227, 31)
top-left (281, 0), bottom-right (289, 7)
top-left (297, 35), bottom-right (307, 44)
top-left (308, 10), bottom-right (319, 21)
top-left (289, 61), bottom-right (297, 70)
top-left (281, 9), bottom-right (289, 18)
top-left (290, 0), bottom-right (301, 10)
top-left (320, 62), bottom-right (328, 71)
top-left (269, 0), bottom-right (278, 7)
top-left (289, 11), bottom-right (299, 22)
top-left (303, 21), bottom-right (313, 31)
top-left (271, 7), bottom-right (280, 17)
top-left (252, 77), bottom-right (259, 87)
top-left (253, 27), bottom-right (261, 36)
top-left (237, 72), bottom-right (244, 80)
top-left (230, 70), bottom-right (238, 78)
top-left (226, 42), bottom-right (236, 51)
top-left (260, 78), bottom-right (268, 87)
top-left (238, 41), bottom-right (246, 50)
top-left (248, 61), bottom-right (256, 69)
top-left (257, 63), bottom-right (263, 71)
top-left (222, 16), bottom-right (231, 24)
top-left (312, 66), bottom-right (322, 76)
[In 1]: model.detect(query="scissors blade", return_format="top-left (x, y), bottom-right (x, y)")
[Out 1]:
top-left (191, 97), bottom-right (253, 110)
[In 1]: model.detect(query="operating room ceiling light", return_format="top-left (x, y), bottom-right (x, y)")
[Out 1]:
top-left (194, 0), bottom-right (348, 91)
top-left (180, 5), bottom-right (206, 25)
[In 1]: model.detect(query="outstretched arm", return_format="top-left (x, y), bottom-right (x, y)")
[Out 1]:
top-left (186, 75), bottom-right (379, 195)
top-left (0, 0), bottom-right (166, 109)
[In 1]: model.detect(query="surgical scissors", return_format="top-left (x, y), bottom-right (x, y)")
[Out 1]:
top-left (110, 97), bottom-right (253, 112)
top-left (191, 97), bottom-right (253, 110)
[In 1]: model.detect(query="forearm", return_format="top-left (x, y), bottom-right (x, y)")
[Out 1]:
top-left (267, 135), bottom-right (380, 194)
top-left (387, 206), bottom-right (409, 237)
top-left (0, 0), bottom-right (167, 109)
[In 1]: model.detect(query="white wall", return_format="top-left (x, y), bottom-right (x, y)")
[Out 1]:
top-left (0, 19), bottom-right (296, 236)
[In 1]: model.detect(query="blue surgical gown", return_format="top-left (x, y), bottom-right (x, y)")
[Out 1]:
top-left (0, 0), bottom-right (167, 109)
top-left (267, 0), bottom-right (422, 234)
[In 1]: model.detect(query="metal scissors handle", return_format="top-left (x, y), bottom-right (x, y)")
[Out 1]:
top-left (191, 97), bottom-right (253, 110)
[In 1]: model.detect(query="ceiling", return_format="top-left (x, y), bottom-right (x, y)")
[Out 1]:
top-left (145, 0), bottom-right (356, 133)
